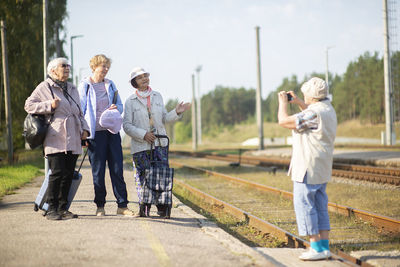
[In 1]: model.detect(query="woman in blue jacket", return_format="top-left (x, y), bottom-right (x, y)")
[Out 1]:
top-left (78, 54), bottom-right (134, 217)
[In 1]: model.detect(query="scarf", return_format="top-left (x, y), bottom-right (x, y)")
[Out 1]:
top-left (135, 87), bottom-right (155, 132)
top-left (135, 86), bottom-right (152, 98)
top-left (48, 75), bottom-right (69, 100)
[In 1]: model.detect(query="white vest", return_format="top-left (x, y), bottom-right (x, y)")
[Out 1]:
top-left (289, 100), bottom-right (337, 184)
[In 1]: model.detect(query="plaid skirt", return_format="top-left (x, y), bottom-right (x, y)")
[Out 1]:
top-left (132, 146), bottom-right (173, 204)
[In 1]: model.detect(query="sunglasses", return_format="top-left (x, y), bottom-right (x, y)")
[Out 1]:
top-left (60, 64), bottom-right (71, 68)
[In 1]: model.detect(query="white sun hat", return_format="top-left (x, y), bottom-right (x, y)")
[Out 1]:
top-left (99, 109), bottom-right (123, 134)
top-left (128, 67), bottom-right (149, 83)
top-left (300, 77), bottom-right (328, 100)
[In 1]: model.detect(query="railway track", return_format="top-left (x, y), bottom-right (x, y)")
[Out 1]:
top-left (173, 177), bottom-right (375, 267)
top-left (171, 150), bottom-right (400, 186)
top-left (170, 160), bottom-right (400, 234)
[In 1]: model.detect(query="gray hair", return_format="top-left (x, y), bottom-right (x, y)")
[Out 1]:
top-left (47, 57), bottom-right (69, 78)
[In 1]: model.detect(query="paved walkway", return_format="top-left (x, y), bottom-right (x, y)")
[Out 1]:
top-left (0, 159), bottom-right (351, 267)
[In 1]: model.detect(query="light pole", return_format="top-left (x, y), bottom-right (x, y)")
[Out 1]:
top-left (325, 46), bottom-right (334, 97)
top-left (43, 0), bottom-right (48, 172)
top-left (255, 26), bottom-right (264, 150)
top-left (383, 0), bottom-right (395, 145)
top-left (70, 35), bottom-right (83, 84)
top-left (191, 74), bottom-right (197, 151)
top-left (195, 65), bottom-right (202, 145)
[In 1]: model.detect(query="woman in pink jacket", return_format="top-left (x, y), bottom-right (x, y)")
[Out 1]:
top-left (25, 57), bottom-right (90, 220)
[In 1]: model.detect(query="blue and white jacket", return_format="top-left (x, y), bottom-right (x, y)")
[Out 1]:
top-left (78, 77), bottom-right (123, 139)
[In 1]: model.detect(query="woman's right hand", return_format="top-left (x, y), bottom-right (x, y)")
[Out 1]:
top-left (51, 99), bottom-right (60, 109)
top-left (144, 132), bottom-right (156, 144)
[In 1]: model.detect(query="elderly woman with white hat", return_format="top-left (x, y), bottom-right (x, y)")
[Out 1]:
top-left (25, 57), bottom-right (90, 220)
top-left (78, 54), bottom-right (134, 217)
top-left (278, 77), bottom-right (337, 261)
top-left (123, 67), bottom-right (190, 217)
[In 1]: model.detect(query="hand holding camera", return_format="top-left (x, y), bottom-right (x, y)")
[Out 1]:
top-left (287, 92), bottom-right (293, 101)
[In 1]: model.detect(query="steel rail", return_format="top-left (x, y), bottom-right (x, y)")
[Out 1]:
top-left (171, 151), bottom-right (400, 185)
top-left (174, 178), bottom-right (372, 267)
top-left (170, 160), bottom-right (400, 234)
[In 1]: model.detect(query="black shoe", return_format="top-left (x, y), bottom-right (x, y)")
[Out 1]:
top-left (164, 205), bottom-right (171, 219)
top-left (156, 204), bottom-right (165, 216)
top-left (157, 210), bottom-right (166, 216)
top-left (46, 210), bottom-right (62, 221)
top-left (139, 204), bottom-right (151, 217)
top-left (60, 210), bottom-right (78, 219)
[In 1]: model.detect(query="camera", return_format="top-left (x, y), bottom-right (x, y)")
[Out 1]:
top-left (287, 93), bottom-right (293, 101)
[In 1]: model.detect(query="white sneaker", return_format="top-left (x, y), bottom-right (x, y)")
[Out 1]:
top-left (299, 248), bottom-right (329, 261)
top-left (323, 250), bottom-right (332, 258)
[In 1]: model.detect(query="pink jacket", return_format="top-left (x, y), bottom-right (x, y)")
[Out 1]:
top-left (24, 78), bottom-right (89, 156)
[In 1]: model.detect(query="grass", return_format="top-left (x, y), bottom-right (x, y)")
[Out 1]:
top-left (336, 120), bottom-right (400, 139)
top-left (0, 149), bottom-right (44, 200)
top-left (0, 165), bottom-right (43, 198)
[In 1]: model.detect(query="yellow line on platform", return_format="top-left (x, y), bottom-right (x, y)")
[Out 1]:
top-left (140, 219), bottom-right (171, 267)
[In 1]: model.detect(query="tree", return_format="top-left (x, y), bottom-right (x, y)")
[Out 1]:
top-left (333, 52), bottom-right (384, 123)
top-left (0, 0), bottom-right (68, 149)
top-left (201, 86), bottom-right (255, 131)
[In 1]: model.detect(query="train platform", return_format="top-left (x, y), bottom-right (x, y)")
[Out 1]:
top-left (0, 160), bottom-right (353, 267)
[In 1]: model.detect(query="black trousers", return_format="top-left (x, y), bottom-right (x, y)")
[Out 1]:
top-left (47, 152), bottom-right (78, 211)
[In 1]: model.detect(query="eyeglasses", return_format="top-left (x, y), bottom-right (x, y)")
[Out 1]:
top-left (60, 64), bottom-right (71, 68)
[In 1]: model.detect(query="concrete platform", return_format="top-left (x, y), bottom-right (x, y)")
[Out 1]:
top-left (251, 147), bottom-right (400, 167)
top-left (0, 160), bottom-right (352, 267)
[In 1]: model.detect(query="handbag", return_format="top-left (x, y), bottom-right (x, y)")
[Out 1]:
top-left (23, 83), bottom-right (54, 149)
top-left (141, 135), bottom-right (174, 205)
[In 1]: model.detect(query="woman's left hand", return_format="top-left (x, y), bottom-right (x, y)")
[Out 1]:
top-left (81, 130), bottom-right (89, 140)
top-left (108, 104), bottom-right (117, 110)
top-left (176, 101), bottom-right (191, 115)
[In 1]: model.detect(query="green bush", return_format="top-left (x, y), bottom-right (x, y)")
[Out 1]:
top-left (174, 121), bottom-right (191, 143)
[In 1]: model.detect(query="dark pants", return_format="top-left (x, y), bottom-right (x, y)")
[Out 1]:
top-left (47, 151), bottom-right (79, 212)
top-left (88, 131), bottom-right (128, 208)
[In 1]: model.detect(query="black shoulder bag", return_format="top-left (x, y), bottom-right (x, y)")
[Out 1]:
top-left (23, 83), bottom-right (55, 149)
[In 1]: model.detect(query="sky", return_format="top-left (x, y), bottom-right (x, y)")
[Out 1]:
top-left (65, 0), bottom-right (393, 105)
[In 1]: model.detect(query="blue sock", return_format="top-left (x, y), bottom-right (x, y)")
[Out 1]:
top-left (320, 239), bottom-right (330, 251)
top-left (310, 241), bottom-right (323, 252)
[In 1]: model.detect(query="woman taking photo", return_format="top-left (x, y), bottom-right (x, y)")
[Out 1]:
top-left (25, 57), bottom-right (89, 220)
top-left (78, 54), bottom-right (134, 217)
top-left (123, 67), bottom-right (190, 217)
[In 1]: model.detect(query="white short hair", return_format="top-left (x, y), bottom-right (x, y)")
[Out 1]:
top-left (47, 57), bottom-right (69, 78)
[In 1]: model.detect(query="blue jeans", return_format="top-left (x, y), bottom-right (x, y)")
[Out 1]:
top-left (293, 174), bottom-right (330, 236)
top-left (88, 131), bottom-right (128, 208)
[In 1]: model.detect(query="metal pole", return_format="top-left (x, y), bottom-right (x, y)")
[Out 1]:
top-left (1, 20), bottom-right (13, 164)
top-left (192, 74), bottom-right (197, 151)
top-left (43, 0), bottom-right (49, 173)
top-left (70, 36), bottom-right (73, 82)
top-left (325, 46), bottom-right (334, 99)
top-left (70, 35), bottom-right (84, 85)
top-left (383, 0), bottom-right (394, 145)
top-left (43, 0), bottom-right (47, 80)
top-left (195, 65), bottom-right (202, 145)
top-left (255, 26), bottom-right (264, 150)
